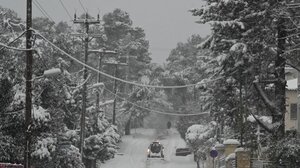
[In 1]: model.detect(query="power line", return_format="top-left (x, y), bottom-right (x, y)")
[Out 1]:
top-left (32, 1), bottom-right (48, 19)
top-left (78, 0), bottom-right (87, 13)
top-left (33, 29), bottom-right (224, 89)
top-left (104, 87), bottom-right (210, 116)
top-left (58, 0), bottom-right (72, 20)
top-left (33, 0), bottom-right (54, 22)
top-left (0, 30), bottom-right (27, 51)
top-left (0, 42), bottom-right (34, 51)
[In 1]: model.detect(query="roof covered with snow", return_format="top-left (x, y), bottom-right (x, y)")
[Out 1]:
top-left (223, 139), bottom-right (240, 145)
top-left (234, 147), bottom-right (245, 153)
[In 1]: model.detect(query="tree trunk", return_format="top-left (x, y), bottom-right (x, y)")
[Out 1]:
top-left (274, 17), bottom-right (286, 139)
top-left (125, 117), bottom-right (131, 135)
top-left (196, 161), bottom-right (200, 168)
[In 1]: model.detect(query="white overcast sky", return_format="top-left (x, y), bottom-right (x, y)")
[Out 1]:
top-left (0, 0), bottom-right (211, 64)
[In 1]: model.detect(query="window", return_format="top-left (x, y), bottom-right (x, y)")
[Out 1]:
top-left (290, 103), bottom-right (297, 120)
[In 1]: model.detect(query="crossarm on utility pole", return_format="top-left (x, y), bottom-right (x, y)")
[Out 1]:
top-left (72, 12), bottom-right (100, 159)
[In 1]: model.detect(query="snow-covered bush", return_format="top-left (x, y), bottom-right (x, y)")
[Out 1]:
top-left (64, 129), bottom-right (80, 146)
top-left (32, 137), bottom-right (57, 160)
top-left (53, 145), bottom-right (85, 168)
top-left (84, 124), bottom-right (121, 162)
top-left (267, 131), bottom-right (300, 167)
top-left (185, 121), bottom-right (217, 160)
top-left (31, 132), bottom-right (85, 168)
top-left (84, 134), bottom-right (105, 160)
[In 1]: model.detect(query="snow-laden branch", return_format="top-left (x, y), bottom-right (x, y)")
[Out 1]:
top-left (206, 20), bottom-right (245, 29)
top-left (248, 112), bottom-right (273, 133)
top-left (197, 35), bottom-right (213, 49)
top-left (230, 42), bottom-right (247, 53)
top-left (253, 81), bottom-right (276, 112)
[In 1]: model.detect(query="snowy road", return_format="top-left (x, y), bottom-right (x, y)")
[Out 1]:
top-left (101, 128), bottom-right (196, 168)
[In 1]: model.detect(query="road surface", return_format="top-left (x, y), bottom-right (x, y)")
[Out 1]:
top-left (101, 128), bottom-right (196, 168)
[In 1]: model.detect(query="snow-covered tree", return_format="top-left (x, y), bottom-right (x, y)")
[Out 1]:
top-left (191, 0), bottom-right (300, 165)
top-left (164, 35), bottom-right (214, 139)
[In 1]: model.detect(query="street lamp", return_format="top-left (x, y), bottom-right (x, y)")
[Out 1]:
top-left (25, 68), bottom-right (61, 168)
top-left (31, 68), bottom-right (62, 80)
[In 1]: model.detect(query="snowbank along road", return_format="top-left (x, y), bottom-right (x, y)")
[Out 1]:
top-left (101, 128), bottom-right (195, 168)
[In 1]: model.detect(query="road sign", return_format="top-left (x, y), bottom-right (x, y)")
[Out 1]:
top-left (210, 149), bottom-right (218, 158)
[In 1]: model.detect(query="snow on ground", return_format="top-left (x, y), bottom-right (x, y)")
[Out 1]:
top-left (100, 128), bottom-right (195, 168)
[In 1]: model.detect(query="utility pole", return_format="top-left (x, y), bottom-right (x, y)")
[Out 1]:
top-left (25, 0), bottom-right (33, 168)
top-left (90, 49), bottom-right (117, 113)
top-left (73, 12), bottom-right (100, 158)
top-left (274, 16), bottom-right (286, 139)
top-left (104, 61), bottom-right (127, 125)
top-left (298, 71), bottom-right (300, 137)
top-left (119, 55), bottom-right (136, 135)
top-left (122, 55), bottom-right (136, 94)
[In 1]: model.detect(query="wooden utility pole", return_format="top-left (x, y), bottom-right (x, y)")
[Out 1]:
top-left (274, 16), bottom-right (286, 139)
top-left (298, 71), bottom-right (300, 137)
top-left (73, 12), bottom-right (100, 157)
top-left (104, 61), bottom-right (127, 125)
top-left (89, 49), bottom-right (117, 113)
top-left (25, 0), bottom-right (33, 167)
top-left (119, 55), bottom-right (136, 135)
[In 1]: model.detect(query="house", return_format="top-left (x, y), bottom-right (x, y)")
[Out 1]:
top-left (285, 67), bottom-right (299, 131)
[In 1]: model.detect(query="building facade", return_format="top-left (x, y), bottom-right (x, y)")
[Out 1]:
top-left (285, 67), bottom-right (298, 131)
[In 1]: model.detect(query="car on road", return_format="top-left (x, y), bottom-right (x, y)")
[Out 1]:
top-left (175, 147), bottom-right (192, 156)
top-left (147, 141), bottom-right (164, 158)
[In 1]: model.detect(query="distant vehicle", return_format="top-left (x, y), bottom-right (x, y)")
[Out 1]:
top-left (147, 141), bottom-right (164, 158)
top-left (175, 147), bottom-right (192, 156)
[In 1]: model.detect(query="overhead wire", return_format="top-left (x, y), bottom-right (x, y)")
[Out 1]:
top-left (32, 28), bottom-right (224, 89)
top-left (78, 0), bottom-right (87, 13)
top-left (0, 30), bottom-right (27, 51)
top-left (33, 0), bottom-right (55, 22)
top-left (0, 42), bottom-right (34, 51)
top-left (32, 0), bottom-right (48, 19)
top-left (58, 0), bottom-right (73, 20)
top-left (103, 87), bottom-right (210, 116)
